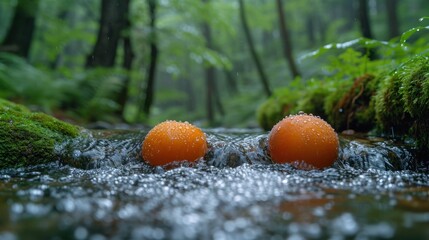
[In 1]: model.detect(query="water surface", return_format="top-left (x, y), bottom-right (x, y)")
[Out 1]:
top-left (0, 129), bottom-right (428, 239)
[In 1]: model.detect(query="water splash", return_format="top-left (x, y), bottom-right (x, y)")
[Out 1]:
top-left (56, 129), bottom-right (419, 172)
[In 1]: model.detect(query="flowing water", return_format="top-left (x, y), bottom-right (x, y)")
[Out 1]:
top-left (0, 129), bottom-right (429, 239)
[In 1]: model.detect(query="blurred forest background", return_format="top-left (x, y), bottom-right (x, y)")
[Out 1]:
top-left (0, 0), bottom-right (428, 128)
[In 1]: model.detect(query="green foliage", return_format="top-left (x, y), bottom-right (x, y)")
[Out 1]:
top-left (257, 13), bottom-right (429, 154)
top-left (327, 74), bottom-right (380, 131)
top-left (0, 52), bottom-right (62, 110)
top-left (1, 0), bottom-right (429, 130)
top-left (31, 0), bottom-right (98, 66)
top-left (258, 17), bottom-right (429, 136)
top-left (399, 57), bottom-right (429, 119)
top-left (295, 79), bottom-right (332, 120)
top-left (0, 0), bottom-right (15, 41)
top-left (375, 55), bottom-right (429, 151)
top-left (0, 99), bottom-right (81, 168)
top-left (257, 81), bottom-right (303, 131)
top-left (375, 72), bottom-right (412, 135)
top-left (325, 48), bottom-right (372, 80)
top-left (400, 17), bottom-right (429, 45)
top-left (58, 68), bottom-right (127, 122)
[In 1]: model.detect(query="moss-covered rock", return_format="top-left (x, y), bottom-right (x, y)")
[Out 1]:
top-left (295, 80), bottom-right (330, 121)
top-left (375, 72), bottom-right (412, 135)
top-left (328, 74), bottom-right (380, 132)
top-left (400, 56), bottom-right (429, 119)
top-left (376, 56), bottom-right (429, 151)
top-left (257, 54), bottom-right (429, 153)
top-left (256, 88), bottom-right (301, 131)
top-left (0, 99), bottom-right (82, 168)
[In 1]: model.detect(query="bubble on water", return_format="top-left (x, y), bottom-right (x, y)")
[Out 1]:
top-left (359, 222), bottom-right (395, 238)
top-left (0, 232), bottom-right (16, 240)
top-left (89, 234), bottom-right (107, 240)
top-left (332, 213), bottom-right (359, 236)
top-left (132, 226), bottom-right (165, 239)
top-left (73, 150), bottom-right (82, 158)
top-left (0, 174), bottom-right (11, 180)
top-left (312, 207), bottom-right (325, 217)
top-left (11, 203), bottom-right (24, 214)
top-left (74, 226), bottom-right (88, 240)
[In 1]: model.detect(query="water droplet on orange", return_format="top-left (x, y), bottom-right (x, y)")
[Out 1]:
top-left (142, 120), bottom-right (207, 166)
top-left (268, 114), bottom-right (339, 169)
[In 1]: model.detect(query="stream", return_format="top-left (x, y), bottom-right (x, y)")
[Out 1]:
top-left (0, 129), bottom-right (428, 239)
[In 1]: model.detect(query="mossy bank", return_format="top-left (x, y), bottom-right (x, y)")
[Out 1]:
top-left (258, 55), bottom-right (429, 153)
top-left (0, 99), bottom-right (82, 168)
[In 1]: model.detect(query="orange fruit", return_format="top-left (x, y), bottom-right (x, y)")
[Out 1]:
top-left (268, 114), bottom-right (339, 169)
top-left (142, 120), bottom-right (207, 166)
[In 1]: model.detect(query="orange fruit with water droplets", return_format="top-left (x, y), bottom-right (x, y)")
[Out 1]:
top-left (268, 114), bottom-right (339, 169)
top-left (142, 120), bottom-right (207, 166)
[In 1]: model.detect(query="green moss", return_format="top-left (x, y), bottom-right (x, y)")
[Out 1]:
top-left (375, 56), bottom-right (429, 151)
top-left (256, 52), bottom-right (429, 153)
top-left (400, 56), bottom-right (429, 119)
top-left (257, 88), bottom-right (301, 131)
top-left (29, 113), bottom-right (80, 137)
top-left (375, 73), bottom-right (412, 134)
top-left (0, 99), bottom-right (81, 168)
top-left (0, 99), bottom-right (29, 112)
top-left (326, 74), bottom-right (379, 132)
top-left (323, 79), bottom-right (353, 130)
top-left (295, 80), bottom-right (330, 120)
top-left (399, 56), bottom-right (429, 150)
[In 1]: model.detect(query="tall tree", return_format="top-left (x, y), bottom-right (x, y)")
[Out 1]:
top-left (305, 14), bottom-right (316, 47)
top-left (276, 0), bottom-right (300, 79)
top-left (202, 0), bottom-right (225, 126)
top-left (357, 0), bottom-right (377, 59)
top-left (358, 0), bottom-right (374, 39)
top-left (85, 0), bottom-right (133, 120)
top-left (0, 0), bottom-right (40, 58)
top-left (141, 0), bottom-right (159, 117)
top-left (339, 0), bottom-right (355, 33)
top-left (116, 9), bottom-right (134, 119)
top-left (202, 17), bottom-right (215, 125)
top-left (238, 0), bottom-right (271, 97)
top-left (85, 0), bottom-right (130, 68)
top-left (385, 0), bottom-right (400, 39)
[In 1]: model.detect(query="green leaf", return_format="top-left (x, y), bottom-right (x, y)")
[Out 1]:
top-left (400, 26), bottom-right (429, 45)
top-left (300, 38), bottom-right (389, 61)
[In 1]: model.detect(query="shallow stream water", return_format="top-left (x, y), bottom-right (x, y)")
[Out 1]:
top-left (0, 129), bottom-right (428, 239)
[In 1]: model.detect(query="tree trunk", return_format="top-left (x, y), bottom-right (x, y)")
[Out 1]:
top-left (224, 70), bottom-right (238, 95)
top-left (116, 7), bottom-right (134, 119)
top-left (115, 31), bottom-right (134, 119)
top-left (0, 0), bottom-right (40, 58)
top-left (385, 0), bottom-right (400, 39)
top-left (340, 0), bottom-right (355, 32)
top-left (358, 0), bottom-right (373, 39)
top-left (213, 77), bottom-right (225, 117)
top-left (201, 4), bottom-right (215, 125)
top-left (85, 0), bottom-right (129, 68)
top-left (305, 15), bottom-right (316, 47)
top-left (142, 0), bottom-right (159, 117)
top-left (202, 0), bottom-right (225, 125)
top-left (205, 66), bottom-right (215, 125)
top-left (238, 0), bottom-right (271, 97)
top-left (357, 0), bottom-right (377, 60)
top-left (276, 0), bottom-right (300, 79)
